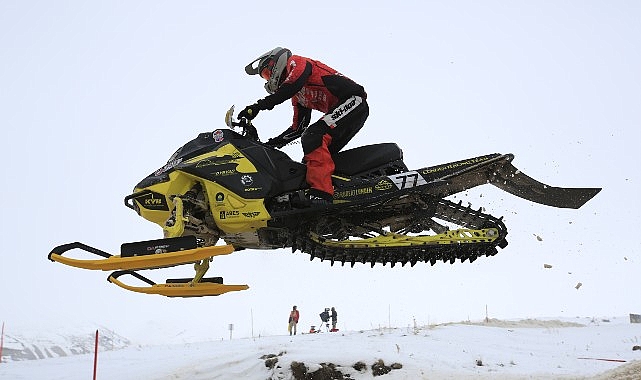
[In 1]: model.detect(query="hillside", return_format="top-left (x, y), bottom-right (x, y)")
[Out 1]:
top-left (1, 317), bottom-right (640, 379)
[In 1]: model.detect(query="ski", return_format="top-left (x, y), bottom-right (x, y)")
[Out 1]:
top-left (107, 270), bottom-right (248, 297)
top-left (48, 237), bottom-right (234, 271)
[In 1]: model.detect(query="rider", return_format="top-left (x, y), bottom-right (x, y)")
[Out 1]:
top-left (238, 47), bottom-right (368, 206)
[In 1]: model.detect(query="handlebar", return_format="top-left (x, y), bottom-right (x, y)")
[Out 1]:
top-left (232, 117), bottom-right (260, 141)
top-left (224, 106), bottom-right (260, 141)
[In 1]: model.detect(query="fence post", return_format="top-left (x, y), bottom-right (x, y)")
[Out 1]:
top-left (93, 329), bottom-right (99, 380)
top-left (0, 321), bottom-right (4, 364)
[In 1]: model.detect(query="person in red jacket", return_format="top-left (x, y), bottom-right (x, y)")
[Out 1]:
top-left (239, 47), bottom-right (369, 206)
top-left (288, 305), bottom-right (300, 335)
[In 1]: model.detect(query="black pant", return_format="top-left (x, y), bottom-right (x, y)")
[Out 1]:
top-left (301, 97), bottom-right (369, 155)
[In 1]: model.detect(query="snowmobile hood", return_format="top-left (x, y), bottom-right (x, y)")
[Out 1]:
top-left (134, 130), bottom-right (240, 189)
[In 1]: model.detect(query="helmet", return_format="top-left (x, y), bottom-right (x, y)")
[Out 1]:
top-left (244, 47), bottom-right (292, 94)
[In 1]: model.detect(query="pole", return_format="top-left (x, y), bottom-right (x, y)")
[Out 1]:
top-left (93, 329), bottom-right (99, 380)
top-left (0, 322), bottom-right (4, 364)
top-left (388, 304), bottom-right (391, 330)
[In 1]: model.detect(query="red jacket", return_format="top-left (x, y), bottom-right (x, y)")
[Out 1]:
top-left (256, 55), bottom-right (366, 131)
top-left (289, 309), bottom-right (299, 323)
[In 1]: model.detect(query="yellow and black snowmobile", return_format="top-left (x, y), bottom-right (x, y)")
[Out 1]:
top-left (49, 107), bottom-right (601, 297)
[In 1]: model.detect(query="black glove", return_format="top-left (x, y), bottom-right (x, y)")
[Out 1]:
top-left (265, 135), bottom-right (288, 148)
top-left (238, 104), bottom-right (260, 120)
top-left (265, 127), bottom-right (304, 148)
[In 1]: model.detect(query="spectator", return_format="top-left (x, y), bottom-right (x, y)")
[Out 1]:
top-left (330, 307), bottom-right (338, 332)
top-left (288, 305), bottom-right (299, 336)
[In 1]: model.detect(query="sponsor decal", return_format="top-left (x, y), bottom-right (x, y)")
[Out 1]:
top-left (296, 88), bottom-right (328, 108)
top-left (244, 187), bottom-right (262, 192)
top-left (421, 156), bottom-right (491, 175)
top-left (219, 210), bottom-right (240, 219)
top-left (240, 175), bottom-right (253, 186)
top-left (154, 158), bottom-right (183, 176)
top-left (146, 244), bottom-right (170, 252)
top-left (145, 198), bottom-right (163, 207)
top-left (322, 96), bottom-right (362, 126)
top-left (330, 98), bottom-right (356, 121)
top-left (388, 171), bottom-right (427, 189)
top-left (375, 179), bottom-right (394, 191)
top-left (137, 191), bottom-right (169, 211)
top-left (214, 169), bottom-right (236, 176)
top-left (242, 211), bottom-right (261, 218)
top-left (213, 129), bottom-right (225, 142)
top-left (195, 153), bottom-right (242, 168)
top-left (334, 187), bottom-right (373, 199)
top-left (215, 192), bottom-right (225, 202)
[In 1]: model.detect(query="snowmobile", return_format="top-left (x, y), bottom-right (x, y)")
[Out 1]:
top-left (49, 106), bottom-right (601, 297)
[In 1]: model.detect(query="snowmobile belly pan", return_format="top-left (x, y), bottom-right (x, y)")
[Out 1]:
top-left (48, 242), bottom-right (235, 271)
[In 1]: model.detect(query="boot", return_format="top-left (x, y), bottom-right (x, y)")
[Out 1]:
top-left (307, 189), bottom-right (333, 207)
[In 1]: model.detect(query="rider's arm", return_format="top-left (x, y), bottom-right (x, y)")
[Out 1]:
top-left (268, 103), bottom-right (310, 147)
top-left (256, 60), bottom-right (312, 111)
top-left (292, 102), bottom-right (311, 131)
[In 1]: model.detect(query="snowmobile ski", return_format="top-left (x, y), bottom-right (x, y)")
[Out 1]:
top-left (108, 270), bottom-right (248, 297)
top-left (48, 237), bottom-right (235, 271)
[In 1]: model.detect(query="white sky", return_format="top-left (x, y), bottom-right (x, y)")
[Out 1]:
top-left (1, 1), bottom-right (640, 341)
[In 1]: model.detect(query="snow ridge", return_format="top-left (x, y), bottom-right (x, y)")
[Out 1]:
top-left (1, 323), bottom-right (129, 362)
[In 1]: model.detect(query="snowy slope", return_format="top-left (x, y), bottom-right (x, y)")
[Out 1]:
top-left (1, 322), bottom-right (129, 361)
top-left (1, 317), bottom-right (640, 379)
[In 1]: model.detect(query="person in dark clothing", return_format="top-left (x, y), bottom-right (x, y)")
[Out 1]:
top-left (319, 308), bottom-right (331, 332)
top-left (239, 47), bottom-right (368, 206)
top-left (330, 307), bottom-right (338, 331)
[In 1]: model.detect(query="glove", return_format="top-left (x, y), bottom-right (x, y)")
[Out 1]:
top-left (238, 104), bottom-right (260, 120)
top-left (265, 135), bottom-right (288, 148)
top-left (265, 127), bottom-right (303, 148)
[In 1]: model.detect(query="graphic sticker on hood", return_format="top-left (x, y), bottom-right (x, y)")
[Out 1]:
top-left (154, 158), bottom-right (183, 176)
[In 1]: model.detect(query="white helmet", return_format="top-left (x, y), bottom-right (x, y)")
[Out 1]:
top-left (244, 47), bottom-right (292, 94)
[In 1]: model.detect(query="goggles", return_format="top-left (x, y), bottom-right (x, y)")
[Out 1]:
top-left (260, 59), bottom-right (275, 80)
top-left (260, 67), bottom-right (271, 81)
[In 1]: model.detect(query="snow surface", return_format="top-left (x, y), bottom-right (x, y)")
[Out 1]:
top-left (2, 317), bottom-right (640, 380)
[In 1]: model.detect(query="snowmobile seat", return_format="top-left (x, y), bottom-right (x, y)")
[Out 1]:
top-left (333, 143), bottom-right (406, 177)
